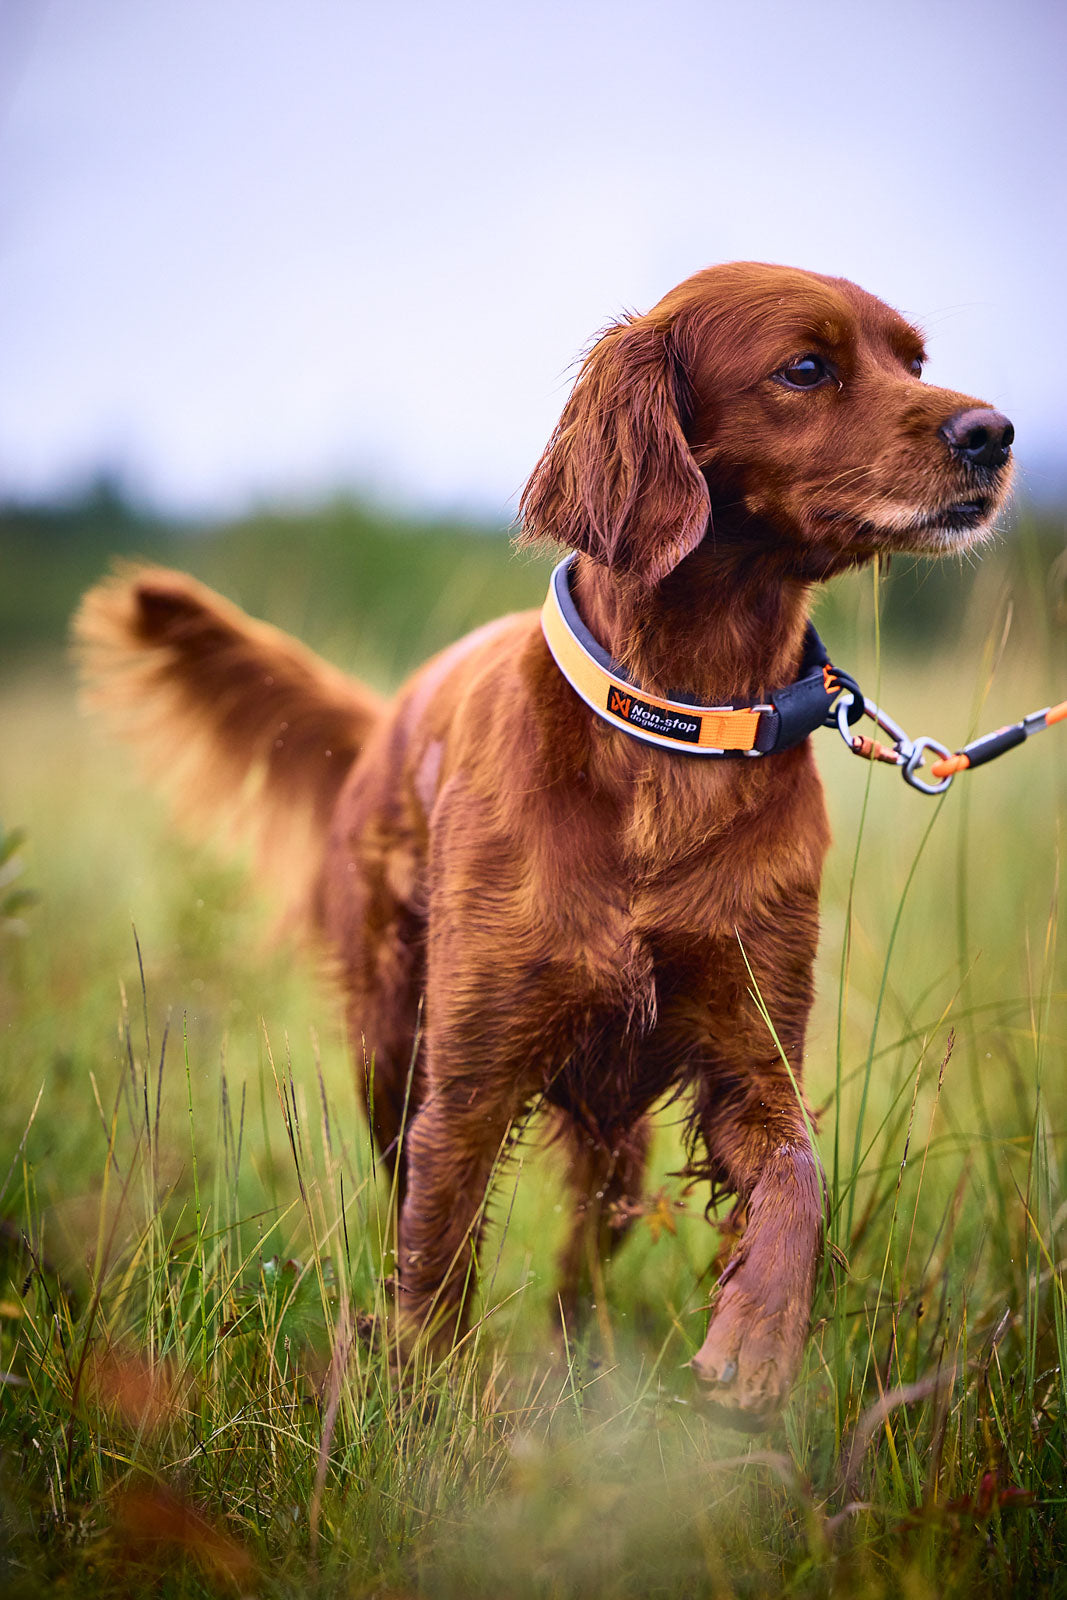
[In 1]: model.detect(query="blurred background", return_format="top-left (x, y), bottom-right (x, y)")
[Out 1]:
top-left (2, 0), bottom-right (1067, 511)
top-left (1, 0), bottom-right (1065, 664)
top-left (3, 0), bottom-right (1067, 514)
top-left (1, 0), bottom-right (1065, 659)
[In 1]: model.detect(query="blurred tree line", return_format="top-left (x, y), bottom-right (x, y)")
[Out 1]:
top-left (2, 476), bottom-right (1065, 685)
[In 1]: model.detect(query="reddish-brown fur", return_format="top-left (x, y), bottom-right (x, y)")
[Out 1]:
top-left (75, 262), bottom-right (1013, 1425)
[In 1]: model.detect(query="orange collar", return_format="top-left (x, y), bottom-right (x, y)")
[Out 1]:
top-left (540, 554), bottom-right (846, 758)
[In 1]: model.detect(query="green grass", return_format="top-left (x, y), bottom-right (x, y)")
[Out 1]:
top-left (2, 508), bottom-right (1067, 1596)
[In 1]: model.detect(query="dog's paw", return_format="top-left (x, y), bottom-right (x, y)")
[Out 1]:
top-left (690, 1146), bottom-right (823, 1427)
top-left (689, 1263), bottom-right (810, 1429)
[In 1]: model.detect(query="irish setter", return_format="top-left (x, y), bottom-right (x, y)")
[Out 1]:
top-left (76, 262), bottom-right (1014, 1425)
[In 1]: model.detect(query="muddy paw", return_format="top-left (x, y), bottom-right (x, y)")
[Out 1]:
top-left (690, 1149), bottom-right (823, 1427)
top-left (690, 1275), bottom-right (808, 1429)
top-left (691, 1339), bottom-right (787, 1431)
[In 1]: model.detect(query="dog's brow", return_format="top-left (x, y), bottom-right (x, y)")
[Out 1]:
top-left (750, 314), bottom-right (855, 377)
top-left (779, 315), bottom-right (851, 351)
top-left (735, 291), bottom-right (855, 355)
top-left (887, 321), bottom-right (927, 364)
top-left (850, 298), bottom-right (926, 366)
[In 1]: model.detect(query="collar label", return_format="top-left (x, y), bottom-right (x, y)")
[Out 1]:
top-left (606, 685), bottom-right (701, 743)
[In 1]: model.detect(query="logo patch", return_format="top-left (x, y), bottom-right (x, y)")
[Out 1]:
top-left (607, 684), bottom-right (700, 743)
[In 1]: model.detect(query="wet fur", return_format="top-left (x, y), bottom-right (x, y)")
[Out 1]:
top-left (75, 262), bottom-right (1012, 1425)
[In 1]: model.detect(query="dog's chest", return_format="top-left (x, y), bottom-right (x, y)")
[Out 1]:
top-left (535, 767), bottom-right (825, 1085)
top-left (599, 790), bottom-right (802, 941)
top-left (541, 927), bottom-right (741, 1133)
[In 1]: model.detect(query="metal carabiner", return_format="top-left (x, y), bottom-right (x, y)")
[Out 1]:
top-left (832, 690), bottom-right (956, 794)
top-left (902, 734), bottom-right (954, 795)
top-left (834, 693), bottom-right (859, 747)
top-left (834, 692), bottom-right (907, 765)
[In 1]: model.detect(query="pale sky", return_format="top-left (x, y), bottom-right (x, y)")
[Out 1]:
top-left (1, 0), bottom-right (1064, 518)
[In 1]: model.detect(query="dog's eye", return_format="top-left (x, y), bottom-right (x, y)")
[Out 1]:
top-left (774, 354), bottom-right (834, 390)
top-left (909, 357), bottom-right (924, 378)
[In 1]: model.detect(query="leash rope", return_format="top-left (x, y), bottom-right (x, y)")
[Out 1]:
top-left (828, 676), bottom-right (1067, 796)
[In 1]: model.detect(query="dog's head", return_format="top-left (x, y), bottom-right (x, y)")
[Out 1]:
top-left (520, 262), bottom-right (1014, 585)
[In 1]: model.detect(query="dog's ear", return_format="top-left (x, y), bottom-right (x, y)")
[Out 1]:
top-left (519, 315), bottom-right (710, 585)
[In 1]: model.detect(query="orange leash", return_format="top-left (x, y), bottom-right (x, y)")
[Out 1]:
top-left (928, 698), bottom-right (1067, 778)
top-left (831, 687), bottom-right (1067, 795)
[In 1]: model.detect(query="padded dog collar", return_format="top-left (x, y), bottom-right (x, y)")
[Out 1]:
top-left (540, 553), bottom-right (852, 757)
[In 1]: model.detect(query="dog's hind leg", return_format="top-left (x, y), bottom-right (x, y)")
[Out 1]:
top-left (397, 1065), bottom-right (527, 1358)
top-left (324, 889), bottom-right (426, 1202)
top-left (348, 990), bottom-right (423, 1204)
top-left (552, 1113), bottom-right (651, 1336)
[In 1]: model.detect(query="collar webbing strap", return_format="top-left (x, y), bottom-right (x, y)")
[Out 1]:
top-left (540, 554), bottom-right (846, 758)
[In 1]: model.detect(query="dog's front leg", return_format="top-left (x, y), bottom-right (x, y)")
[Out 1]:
top-left (691, 1125), bottom-right (824, 1427)
top-left (689, 908), bottom-right (825, 1427)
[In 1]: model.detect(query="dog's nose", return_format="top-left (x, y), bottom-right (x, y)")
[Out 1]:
top-left (939, 407), bottom-right (1014, 470)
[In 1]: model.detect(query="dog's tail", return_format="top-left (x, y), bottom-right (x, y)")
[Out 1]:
top-left (73, 566), bottom-right (383, 920)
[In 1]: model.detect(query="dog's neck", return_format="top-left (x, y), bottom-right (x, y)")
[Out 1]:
top-left (570, 538), bottom-right (815, 707)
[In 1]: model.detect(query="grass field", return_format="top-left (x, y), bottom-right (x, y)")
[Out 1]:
top-left (2, 500), bottom-right (1067, 1596)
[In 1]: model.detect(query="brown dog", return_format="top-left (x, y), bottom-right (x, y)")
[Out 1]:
top-left (76, 262), bottom-right (1014, 1425)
